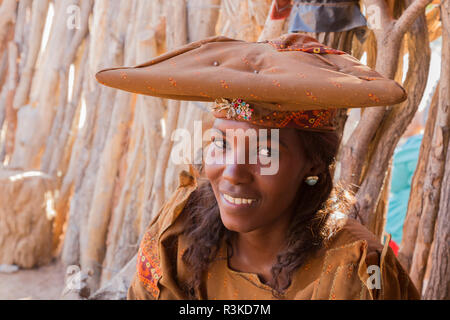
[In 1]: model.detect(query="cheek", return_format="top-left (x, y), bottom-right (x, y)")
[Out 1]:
top-left (204, 145), bottom-right (223, 182)
top-left (258, 158), bottom-right (303, 209)
top-left (259, 176), bottom-right (298, 208)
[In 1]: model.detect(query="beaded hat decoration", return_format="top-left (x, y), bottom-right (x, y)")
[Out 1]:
top-left (212, 98), bottom-right (254, 121)
top-left (210, 98), bottom-right (336, 130)
top-left (95, 33), bottom-right (407, 132)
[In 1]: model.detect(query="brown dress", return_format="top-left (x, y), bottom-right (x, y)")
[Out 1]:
top-left (127, 169), bottom-right (420, 300)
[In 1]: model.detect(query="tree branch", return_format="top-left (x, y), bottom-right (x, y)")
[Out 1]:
top-left (356, 5), bottom-right (431, 230)
top-left (258, 0), bottom-right (286, 42)
top-left (393, 0), bottom-right (433, 39)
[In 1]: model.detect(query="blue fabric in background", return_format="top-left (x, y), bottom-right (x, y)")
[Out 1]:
top-left (386, 134), bottom-right (423, 244)
top-left (288, 0), bottom-right (367, 33)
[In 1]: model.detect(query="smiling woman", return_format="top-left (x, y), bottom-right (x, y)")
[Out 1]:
top-left (96, 33), bottom-right (419, 300)
top-left (183, 120), bottom-right (341, 298)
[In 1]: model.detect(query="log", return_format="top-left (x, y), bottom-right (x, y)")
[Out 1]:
top-left (40, 0), bottom-right (93, 175)
top-left (187, 0), bottom-right (221, 42)
top-left (339, 0), bottom-right (433, 191)
top-left (398, 81), bottom-right (440, 271)
top-left (80, 1), bottom-right (136, 291)
top-left (423, 142), bottom-right (450, 299)
top-left (3, 41), bottom-right (18, 163)
top-left (0, 46), bottom-right (7, 93)
top-left (61, 0), bottom-right (128, 268)
top-left (60, 87), bottom-right (104, 267)
top-left (0, 169), bottom-right (55, 268)
top-left (415, 3), bottom-right (450, 299)
top-left (138, 96), bottom-right (165, 234)
top-left (12, 0), bottom-right (50, 111)
top-left (100, 0), bottom-right (161, 285)
top-left (135, 1), bottom-right (166, 237)
top-left (409, 1), bottom-right (450, 293)
top-left (9, 0), bottom-right (77, 169)
top-left (83, 90), bottom-right (136, 290)
top-left (426, 2), bottom-right (442, 42)
top-left (0, 50), bottom-right (8, 162)
top-left (369, 164), bottom-right (391, 237)
top-left (216, 0), bottom-right (270, 41)
top-left (60, 0), bottom-right (116, 266)
top-left (258, 0), bottom-right (286, 41)
top-left (140, 0), bottom-right (187, 233)
top-left (101, 123), bottom-right (144, 285)
top-left (0, 0), bottom-right (17, 58)
top-left (11, 0), bottom-right (32, 59)
top-left (51, 40), bottom-right (90, 255)
top-left (355, 3), bottom-right (431, 230)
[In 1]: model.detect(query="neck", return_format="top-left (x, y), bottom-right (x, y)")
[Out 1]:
top-left (228, 203), bottom-right (296, 283)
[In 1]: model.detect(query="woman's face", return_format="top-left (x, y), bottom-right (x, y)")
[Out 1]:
top-left (204, 119), bottom-right (314, 233)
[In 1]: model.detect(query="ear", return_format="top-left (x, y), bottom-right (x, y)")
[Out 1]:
top-left (303, 160), bottom-right (326, 178)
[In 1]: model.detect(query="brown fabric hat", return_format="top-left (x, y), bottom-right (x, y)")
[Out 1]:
top-left (96, 33), bottom-right (407, 131)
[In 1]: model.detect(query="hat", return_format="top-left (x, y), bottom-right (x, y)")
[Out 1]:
top-left (95, 33), bottom-right (407, 131)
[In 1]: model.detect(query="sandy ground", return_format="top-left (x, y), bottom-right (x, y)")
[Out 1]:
top-left (0, 259), bottom-right (66, 300)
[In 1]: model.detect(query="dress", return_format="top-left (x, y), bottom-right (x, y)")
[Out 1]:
top-left (127, 169), bottom-right (420, 300)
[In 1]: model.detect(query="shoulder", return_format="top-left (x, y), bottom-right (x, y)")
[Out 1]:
top-left (145, 168), bottom-right (198, 238)
top-left (312, 216), bottom-right (420, 300)
top-left (325, 217), bottom-right (384, 258)
top-left (130, 167), bottom-right (198, 300)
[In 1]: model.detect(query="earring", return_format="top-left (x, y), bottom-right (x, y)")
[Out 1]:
top-left (305, 176), bottom-right (319, 186)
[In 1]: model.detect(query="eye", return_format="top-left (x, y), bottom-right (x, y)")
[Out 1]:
top-left (258, 146), bottom-right (271, 157)
top-left (211, 136), bottom-right (226, 149)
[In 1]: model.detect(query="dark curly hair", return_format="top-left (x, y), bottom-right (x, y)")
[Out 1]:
top-left (180, 129), bottom-right (351, 299)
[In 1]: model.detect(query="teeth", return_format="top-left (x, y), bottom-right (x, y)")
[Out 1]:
top-left (223, 193), bottom-right (255, 205)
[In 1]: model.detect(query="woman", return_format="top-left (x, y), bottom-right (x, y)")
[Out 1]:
top-left (96, 33), bottom-right (419, 300)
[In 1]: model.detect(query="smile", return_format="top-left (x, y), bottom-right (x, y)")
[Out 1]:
top-left (221, 193), bottom-right (257, 206)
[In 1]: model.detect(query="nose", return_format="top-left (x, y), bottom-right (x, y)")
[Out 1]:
top-left (222, 162), bottom-right (253, 185)
top-left (222, 138), bottom-right (254, 185)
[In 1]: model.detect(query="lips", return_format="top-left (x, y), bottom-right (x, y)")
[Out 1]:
top-left (218, 188), bottom-right (259, 201)
top-left (223, 193), bottom-right (256, 205)
top-left (218, 188), bottom-right (260, 209)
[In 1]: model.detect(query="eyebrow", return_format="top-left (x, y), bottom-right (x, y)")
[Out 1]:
top-left (213, 128), bottom-right (287, 148)
top-left (259, 135), bottom-right (287, 148)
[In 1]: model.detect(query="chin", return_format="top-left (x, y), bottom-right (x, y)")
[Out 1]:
top-left (220, 211), bottom-right (258, 233)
